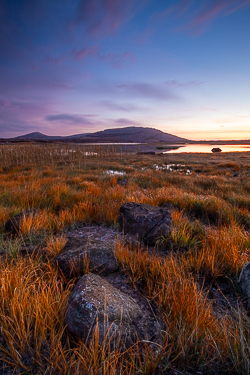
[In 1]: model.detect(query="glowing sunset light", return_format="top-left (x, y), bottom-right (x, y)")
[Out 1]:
top-left (0, 0), bottom-right (249, 140)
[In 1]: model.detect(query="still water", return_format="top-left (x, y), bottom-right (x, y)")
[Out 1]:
top-left (165, 144), bottom-right (250, 153)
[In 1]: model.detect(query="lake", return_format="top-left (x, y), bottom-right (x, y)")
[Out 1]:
top-left (164, 144), bottom-right (250, 153)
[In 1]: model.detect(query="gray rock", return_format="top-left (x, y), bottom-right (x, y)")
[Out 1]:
top-left (239, 263), bottom-right (250, 309)
top-left (105, 272), bottom-right (164, 340)
top-left (55, 235), bottom-right (118, 279)
top-left (5, 209), bottom-right (39, 234)
top-left (119, 202), bottom-right (172, 245)
top-left (65, 273), bottom-right (158, 346)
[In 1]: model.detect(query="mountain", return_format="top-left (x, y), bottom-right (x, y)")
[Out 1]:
top-left (12, 132), bottom-right (63, 141)
top-left (6, 127), bottom-right (189, 143)
top-left (80, 127), bottom-right (188, 143)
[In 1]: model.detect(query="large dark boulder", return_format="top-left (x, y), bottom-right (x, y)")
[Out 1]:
top-left (65, 273), bottom-right (160, 346)
top-left (119, 202), bottom-right (172, 245)
top-left (5, 209), bottom-right (39, 234)
top-left (55, 229), bottom-right (119, 279)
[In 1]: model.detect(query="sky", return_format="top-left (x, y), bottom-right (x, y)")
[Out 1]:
top-left (0, 0), bottom-right (250, 140)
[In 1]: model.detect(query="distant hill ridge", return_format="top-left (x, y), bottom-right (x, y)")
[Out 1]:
top-left (8, 127), bottom-right (189, 144)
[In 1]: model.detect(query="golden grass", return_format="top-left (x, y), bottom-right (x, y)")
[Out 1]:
top-left (1, 144), bottom-right (250, 373)
top-left (46, 234), bottom-right (67, 256)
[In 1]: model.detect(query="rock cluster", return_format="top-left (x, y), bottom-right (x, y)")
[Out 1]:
top-left (4, 203), bottom-right (171, 347)
top-left (4, 202), bottom-right (250, 353)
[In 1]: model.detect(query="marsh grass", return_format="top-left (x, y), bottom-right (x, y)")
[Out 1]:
top-left (1, 144), bottom-right (250, 373)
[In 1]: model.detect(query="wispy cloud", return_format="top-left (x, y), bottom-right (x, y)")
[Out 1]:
top-left (46, 114), bottom-right (96, 125)
top-left (100, 100), bottom-right (148, 112)
top-left (155, 0), bottom-right (250, 34)
top-left (164, 80), bottom-right (204, 87)
top-left (114, 118), bottom-right (140, 125)
top-left (45, 45), bottom-right (99, 65)
top-left (71, 45), bottom-right (99, 61)
top-left (189, 1), bottom-right (229, 32)
top-left (46, 46), bottom-right (134, 69)
top-left (0, 122), bottom-right (35, 137)
top-left (115, 82), bottom-right (177, 100)
top-left (73, 0), bottom-right (140, 37)
top-left (100, 52), bottom-right (136, 68)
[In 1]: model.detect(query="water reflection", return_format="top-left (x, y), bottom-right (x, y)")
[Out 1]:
top-left (164, 144), bottom-right (250, 153)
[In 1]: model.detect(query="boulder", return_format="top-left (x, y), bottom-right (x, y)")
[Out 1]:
top-left (119, 202), bottom-right (172, 245)
top-left (239, 263), bottom-right (250, 309)
top-left (55, 234), bottom-right (118, 279)
top-left (211, 148), bottom-right (222, 153)
top-left (5, 209), bottom-right (39, 234)
top-left (117, 179), bottom-right (128, 187)
top-left (65, 273), bottom-right (158, 346)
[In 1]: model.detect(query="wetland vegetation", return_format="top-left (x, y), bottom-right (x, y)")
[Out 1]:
top-left (1, 143), bottom-right (250, 374)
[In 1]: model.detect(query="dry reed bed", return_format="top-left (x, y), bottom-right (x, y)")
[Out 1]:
top-left (0, 144), bottom-right (250, 373)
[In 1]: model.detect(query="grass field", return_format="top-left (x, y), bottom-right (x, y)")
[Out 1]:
top-left (1, 143), bottom-right (250, 374)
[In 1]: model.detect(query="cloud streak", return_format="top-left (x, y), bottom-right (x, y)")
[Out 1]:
top-left (114, 118), bottom-right (140, 126)
top-left (73, 0), bottom-right (139, 37)
top-left (100, 100), bottom-right (148, 112)
top-left (157, 0), bottom-right (250, 34)
top-left (46, 114), bottom-right (96, 125)
top-left (115, 82), bottom-right (178, 100)
top-left (164, 80), bottom-right (204, 87)
top-left (46, 46), bottom-right (134, 69)
top-left (100, 52), bottom-right (136, 68)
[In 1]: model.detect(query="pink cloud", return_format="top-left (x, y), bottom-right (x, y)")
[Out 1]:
top-left (226, 0), bottom-right (250, 14)
top-left (155, 0), bottom-right (250, 34)
top-left (100, 52), bottom-right (136, 68)
top-left (71, 44), bottom-right (99, 61)
top-left (189, 1), bottom-right (228, 30)
top-left (46, 46), bottom-right (133, 69)
top-left (45, 45), bottom-right (98, 65)
top-left (158, 0), bottom-right (195, 19)
top-left (74, 0), bottom-right (139, 37)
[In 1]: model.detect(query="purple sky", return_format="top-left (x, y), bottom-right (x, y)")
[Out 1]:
top-left (0, 0), bottom-right (250, 140)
